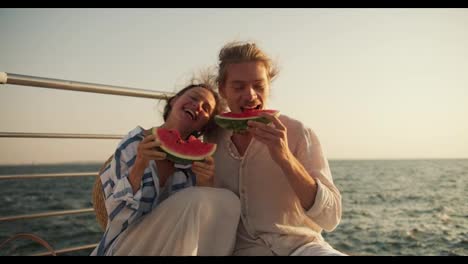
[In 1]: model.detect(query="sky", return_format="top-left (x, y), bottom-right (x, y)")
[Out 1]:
top-left (1, 8), bottom-right (467, 164)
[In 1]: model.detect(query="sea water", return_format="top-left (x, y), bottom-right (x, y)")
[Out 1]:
top-left (0, 159), bottom-right (466, 256)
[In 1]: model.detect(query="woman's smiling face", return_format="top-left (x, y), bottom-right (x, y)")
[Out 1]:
top-left (168, 86), bottom-right (216, 134)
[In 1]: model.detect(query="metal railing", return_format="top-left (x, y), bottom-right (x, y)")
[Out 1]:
top-left (0, 208), bottom-right (96, 223)
top-left (0, 132), bottom-right (123, 139)
top-left (0, 72), bottom-right (173, 100)
top-left (0, 72), bottom-right (172, 255)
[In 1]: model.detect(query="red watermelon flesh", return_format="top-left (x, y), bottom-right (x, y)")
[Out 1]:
top-left (152, 128), bottom-right (216, 164)
top-left (219, 109), bottom-right (279, 119)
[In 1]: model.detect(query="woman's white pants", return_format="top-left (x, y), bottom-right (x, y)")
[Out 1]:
top-left (112, 187), bottom-right (241, 256)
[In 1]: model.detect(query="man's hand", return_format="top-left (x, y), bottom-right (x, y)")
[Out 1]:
top-left (248, 115), bottom-right (318, 209)
top-left (247, 113), bottom-right (292, 166)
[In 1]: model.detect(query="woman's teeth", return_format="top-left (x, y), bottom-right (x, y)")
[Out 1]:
top-left (184, 109), bottom-right (196, 120)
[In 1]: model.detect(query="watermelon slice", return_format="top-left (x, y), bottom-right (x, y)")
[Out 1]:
top-left (214, 109), bottom-right (280, 133)
top-left (152, 128), bottom-right (216, 165)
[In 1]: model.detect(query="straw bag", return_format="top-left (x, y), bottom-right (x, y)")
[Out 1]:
top-left (92, 155), bottom-right (114, 231)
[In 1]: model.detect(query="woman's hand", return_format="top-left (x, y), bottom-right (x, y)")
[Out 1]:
top-left (192, 156), bottom-right (215, 187)
top-left (135, 134), bottom-right (167, 168)
top-left (129, 134), bottom-right (167, 193)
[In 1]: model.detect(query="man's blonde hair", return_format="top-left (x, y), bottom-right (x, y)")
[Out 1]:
top-left (216, 41), bottom-right (279, 87)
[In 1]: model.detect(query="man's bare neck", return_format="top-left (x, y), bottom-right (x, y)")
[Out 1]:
top-left (230, 132), bottom-right (253, 156)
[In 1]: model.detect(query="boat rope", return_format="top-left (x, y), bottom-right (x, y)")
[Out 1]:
top-left (0, 233), bottom-right (56, 256)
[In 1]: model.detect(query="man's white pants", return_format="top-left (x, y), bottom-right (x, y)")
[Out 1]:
top-left (290, 240), bottom-right (347, 256)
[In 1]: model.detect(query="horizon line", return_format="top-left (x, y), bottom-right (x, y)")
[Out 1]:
top-left (1, 157), bottom-right (467, 166)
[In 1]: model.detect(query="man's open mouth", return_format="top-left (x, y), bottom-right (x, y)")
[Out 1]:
top-left (241, 104), bottom-right (262, 112)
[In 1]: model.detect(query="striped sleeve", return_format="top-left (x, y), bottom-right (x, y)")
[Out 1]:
top-left (158, 164), bottom-right (196, 203)
top-left (101, 129), bottom-right (145, 216)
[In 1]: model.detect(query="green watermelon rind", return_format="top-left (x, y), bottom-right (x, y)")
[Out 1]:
top-left (214, 110), bottom-right (280, 132)
top-left (152, 128), bottom-right (216, 164)
top-left (158, 149), bottom-right (202, 165)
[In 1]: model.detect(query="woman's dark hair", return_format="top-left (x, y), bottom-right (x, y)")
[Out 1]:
top-left (162, 83), bottom-right (224, 138)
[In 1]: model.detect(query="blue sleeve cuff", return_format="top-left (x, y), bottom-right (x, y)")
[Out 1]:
top-left (112, 173), bottom-right (142, 210)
